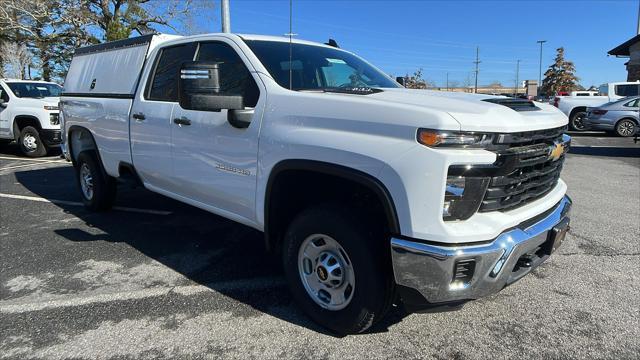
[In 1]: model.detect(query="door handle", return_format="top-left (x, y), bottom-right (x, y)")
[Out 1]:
top-left (173, 117), bottom-right (192, 126)
top-left (132, 112), bottom-right (146, 121)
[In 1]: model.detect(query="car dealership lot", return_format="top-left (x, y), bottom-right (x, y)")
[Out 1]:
top-left (0, 134), bottom-right (638, 360)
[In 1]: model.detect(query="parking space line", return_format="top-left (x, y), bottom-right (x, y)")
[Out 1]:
top-left (0, 156), bottom-right (67, 162)
top-left (0, 193), bottom-right (172, 215)
top-left (0, 277), bottom-right (285, 314)
top-left (0, 160), bottom-right (68, 171)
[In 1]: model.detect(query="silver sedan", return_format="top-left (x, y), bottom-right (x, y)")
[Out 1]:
top-left (585, 96), bottom-right (639, 137)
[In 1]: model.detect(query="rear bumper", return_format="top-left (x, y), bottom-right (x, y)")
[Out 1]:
top-left (391, 195), bottom-right (572, 308)
top-left (41, 129), bottom-right (62, 146)
top-left (583, 118), bottom-right (614, 131)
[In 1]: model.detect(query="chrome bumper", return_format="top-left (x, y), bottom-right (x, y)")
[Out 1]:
top-left (391, 195), bottom-right (572, 305)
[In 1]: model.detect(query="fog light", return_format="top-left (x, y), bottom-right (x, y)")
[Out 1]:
top-left (443, 175), bottom-right (490, 221)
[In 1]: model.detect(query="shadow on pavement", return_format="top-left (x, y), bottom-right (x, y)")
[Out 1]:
top-left (13, 165), bottom-right (408, 336)
top-left (569, 146), bottom-right (640, 157)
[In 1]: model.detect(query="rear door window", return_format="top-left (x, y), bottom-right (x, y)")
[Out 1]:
top-left (624, 98), bottom-right (639, 107)
top-left (615, 84), bottom-right (639, 97)
top-left (147, 42), bottom-right (197, 101)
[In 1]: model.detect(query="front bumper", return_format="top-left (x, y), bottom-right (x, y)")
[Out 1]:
top-left (40, 129), bottom-right (62, 146)
top-left (391, 195), bottom-right (571, 307)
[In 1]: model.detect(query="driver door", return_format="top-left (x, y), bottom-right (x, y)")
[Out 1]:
top-left (170, 40), bottom-right (263, 222)
top-left (0, 85), bottom-right (11, 137)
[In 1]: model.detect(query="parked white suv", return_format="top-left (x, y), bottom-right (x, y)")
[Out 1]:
top-left (0, 79), bottom-right (62, 157)
top-left (61, 34), bottom-right (572, 334)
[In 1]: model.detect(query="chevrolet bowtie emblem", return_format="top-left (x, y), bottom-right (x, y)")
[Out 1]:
top-left (548, 142), bottom-right (565, 162)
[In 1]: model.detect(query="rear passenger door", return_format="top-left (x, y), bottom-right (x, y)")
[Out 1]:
top-left (131, 42), bottom-right (197, 190)
top-left (170, 40), bottom-right (263, 222)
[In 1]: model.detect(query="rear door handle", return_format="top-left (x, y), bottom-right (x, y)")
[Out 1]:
top-left (173, 117), bottom-right (191, 126)
top-left (132, 112), bottom-right (146, 121)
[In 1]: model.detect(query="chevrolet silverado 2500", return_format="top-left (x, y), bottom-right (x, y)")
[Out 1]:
top-left (0, 79), bottom-right (62, 157)
top-left (60, 34), bottom-right (572, 335)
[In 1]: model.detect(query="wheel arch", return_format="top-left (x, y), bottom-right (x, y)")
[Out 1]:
top-left (67, 125), bottom-right (99, 166)
top-left (264, 159), bottom-right (400, 252)
top-left (568, 106), bottom-right (587, 120)
top-left (13, 115), bottom-right (41, 140)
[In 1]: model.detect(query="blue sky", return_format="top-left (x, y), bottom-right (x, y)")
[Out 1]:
top-left (169, 0), bottom-right (635, 88)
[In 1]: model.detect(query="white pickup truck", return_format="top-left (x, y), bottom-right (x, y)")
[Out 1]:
top-left (61, 33), bottom-right (572, 334)
top-left (553, 82), bottom-right (639, 131)
top-left (0, 79), bottom-right (63, 157)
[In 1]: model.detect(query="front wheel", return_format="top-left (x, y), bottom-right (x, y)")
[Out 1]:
top-left (18, 126), bottom-right (47, 157)
top-left (75, 151), bottom-right (117, 211)
top-left (615, 119), bottom-right (637, 137)
top-left (282, 204), bottom-right (395, 335)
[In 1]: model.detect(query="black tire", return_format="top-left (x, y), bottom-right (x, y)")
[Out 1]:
top-left (18, 126), bottom-right (47, 157)
top-left (75, 151), bottom-right (117, 211)
top-left (282, 203), bottom-right (395, 335)
top-left (614, 119), bottom-right (637, 137)
top-left (569, 111), bottom-right (587, 131)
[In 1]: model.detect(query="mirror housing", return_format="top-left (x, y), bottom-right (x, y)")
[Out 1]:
top-left (178, 61), bottom-right (244, 112)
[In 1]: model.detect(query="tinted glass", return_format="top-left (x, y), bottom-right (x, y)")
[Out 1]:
top-left (615, 84), bottom-right (639, 97)
top-left (196, 42), bottom-right (259, 107)
top-left (0, 87), bottom-right (8, 102)
top-left (245, 40), bottom-right (400, 90)
top-left (148, 43), bottom-right (197, 101)
top-left (6, 82), bottom-right (62, 98)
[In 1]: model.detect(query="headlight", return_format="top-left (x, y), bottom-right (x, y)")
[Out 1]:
top-left (443, 175), bottom-right (490, 221)
top-left (417, 129), bottom-right (495, 148)
top-left (44, 105), bottom-right (59, 111)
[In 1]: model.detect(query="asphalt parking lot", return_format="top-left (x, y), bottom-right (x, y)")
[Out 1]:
top-left (1, 132), bottom-right (639, 359)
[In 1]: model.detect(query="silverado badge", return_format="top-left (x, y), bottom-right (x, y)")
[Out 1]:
top-left (548, 142), bottom-right (566, 162)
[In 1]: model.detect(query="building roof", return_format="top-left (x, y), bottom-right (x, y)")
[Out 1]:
top-left (608, 34), bottom-right (640, 56)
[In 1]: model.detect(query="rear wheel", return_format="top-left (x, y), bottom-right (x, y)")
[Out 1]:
top-left (569, 111), bottom-right (587, 131)
top-left (615, 119), bottom-right (637, 137)
top-left (282, 203), bottom-right (394, 335)
top-left (75, 151), bottom-right (117, 211)
top-left (18, 126), bottom-right (47, 157)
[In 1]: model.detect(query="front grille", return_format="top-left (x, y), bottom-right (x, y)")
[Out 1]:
top-left (479, 127), bottom-right (568, 212)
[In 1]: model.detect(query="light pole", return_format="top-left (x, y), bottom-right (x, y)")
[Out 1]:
top-left (221, 0), bottom-right (231, 33)
top-left (515, 60), bottom-right (521, 97)
top-left (537, 40), bottom-right (546, 90)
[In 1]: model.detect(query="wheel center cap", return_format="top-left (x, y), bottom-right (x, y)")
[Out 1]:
top-left (316, 266), bottom-right (328, 281)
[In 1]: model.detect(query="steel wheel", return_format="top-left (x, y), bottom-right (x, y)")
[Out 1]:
top-left (298, 234), bottom-right (355, 311)
top-left (22, 133), bottom-right (38, 152)
top-left (616, 119), bottom-right (637, 137)
top-left (79, 163), bottom-right (94, 200)
top-left (571, 112), bottom-right (587, 131)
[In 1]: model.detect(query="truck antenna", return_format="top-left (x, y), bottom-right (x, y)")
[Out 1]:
top-left (285, 0), bottom-right (297, 90)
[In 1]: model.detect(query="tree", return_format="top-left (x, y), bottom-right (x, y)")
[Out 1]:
top-left (401, 68), bottom-right (428, 89)
top-left (0, 0), bottom-right (212, 81)
top-left (0, 41), bottom-right (32, 79)
top-left (540, 47), bottom-right (580, 96)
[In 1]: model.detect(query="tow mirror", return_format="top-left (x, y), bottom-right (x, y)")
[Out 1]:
top-left (178, 61), bottom-right (244, 112)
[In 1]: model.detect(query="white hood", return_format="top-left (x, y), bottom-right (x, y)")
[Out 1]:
top-left (368, 88), bottom-right (568, 133)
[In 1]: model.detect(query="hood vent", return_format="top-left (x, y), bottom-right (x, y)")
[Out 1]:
top-left (483, 98), bottom-right (540, 112)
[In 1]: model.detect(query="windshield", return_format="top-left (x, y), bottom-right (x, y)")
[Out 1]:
top-left (244, 40), bottom-right (400, 91)
top-left (6, 82), bottom-right (62, 98)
